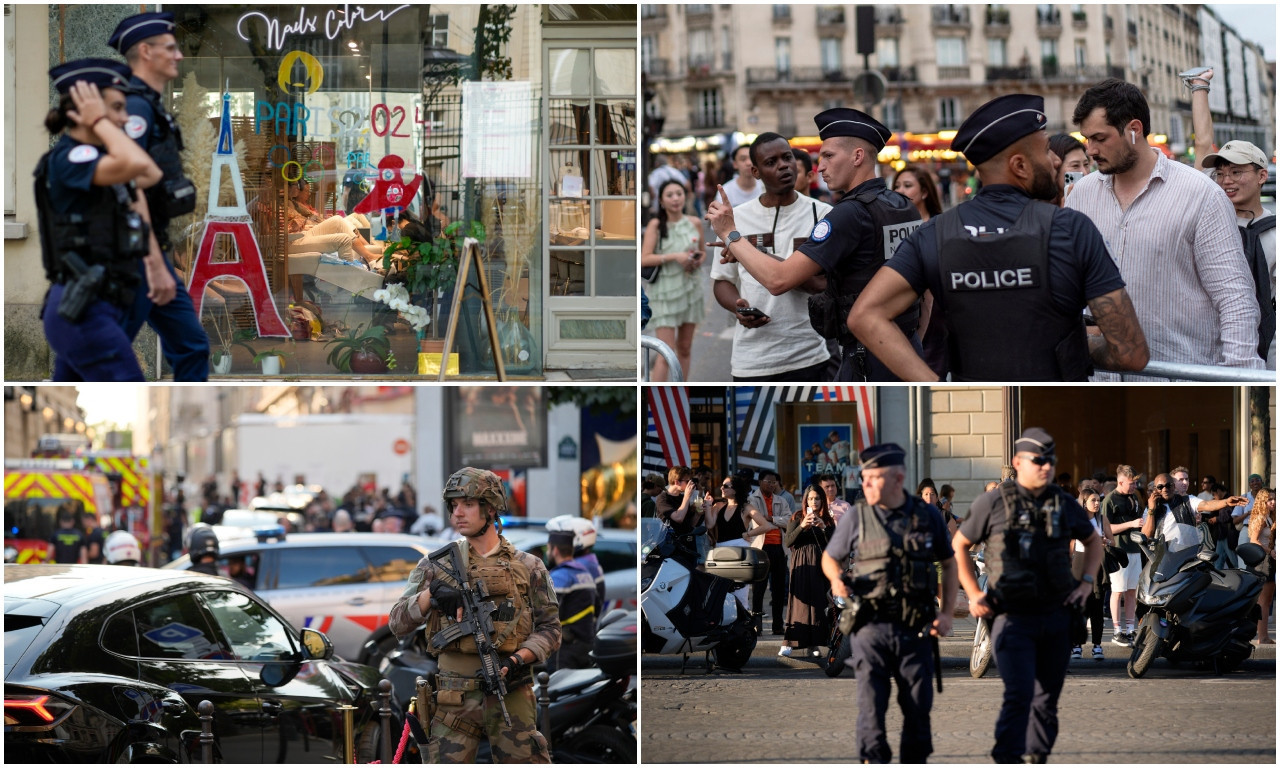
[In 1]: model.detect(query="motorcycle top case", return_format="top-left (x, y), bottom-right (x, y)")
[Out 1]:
top-left (590, 612), bottom-right (638, 677)
top-left (704, 546), bottom-right (767, 583)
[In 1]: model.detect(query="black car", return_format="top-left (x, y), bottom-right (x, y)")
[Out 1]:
top-left (5, 564), bottom-right (397, 763)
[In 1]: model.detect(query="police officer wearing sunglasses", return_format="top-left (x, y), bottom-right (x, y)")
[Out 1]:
top-left (953, 428), bottom-right (1102, 763)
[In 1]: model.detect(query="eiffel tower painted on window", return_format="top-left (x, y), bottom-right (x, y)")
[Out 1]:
top-left (187, 91), bottom-right (289, 337)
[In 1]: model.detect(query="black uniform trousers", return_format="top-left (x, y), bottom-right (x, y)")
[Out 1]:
top-left (836, 332), bottom-right (924, 383)
top-left (755, 543), bottom-right (789, 633)
top-left (849, 619), bottom-right (934, 764)
top-left (989, 605), bottom-right (1073, 762)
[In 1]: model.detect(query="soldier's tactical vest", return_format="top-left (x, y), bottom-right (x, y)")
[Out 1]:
top-left (850, 496), bottom-right (938, 628)
top-left (427, 540), bottom-right (533, 656)
top-left (985, 483), bottom-right (1077, 612)
top-left (34, 152), bottom-right (146, 299)
top-left (934, 200), bottom-right (1091, 381)
top-left (808, 186), bottom-right (922, 346)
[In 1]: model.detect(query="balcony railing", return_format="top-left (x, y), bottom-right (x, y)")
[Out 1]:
top-left (985, 65), bottom-right (1033, 81)
top-left (687, 5), bottom-right (712, 19)
top-left (1072, 10), bottom-right (1088, 28)
top-left (746, 65), bottom-right (917, 86)
top-left (932, 5), bottom-right (970, 27)
top-left (817, 7), bottom-right (846, 26)
top-left (985, 8), bottom-right (1010, 27)
top-left (640, 5), bottom-right (665, 21)
top-left (688, 111), bottom-right (725, 131)
top-left (687, 57), bottom-right (715, 78)
top-left (938, 65), bottom-right (971, 80)
top-left (876, 6), bottom-right (904, 25)
top-left (1037, 8), bottom-right (1061, 26)
top-left (644, 58), bottom-right (670, 77)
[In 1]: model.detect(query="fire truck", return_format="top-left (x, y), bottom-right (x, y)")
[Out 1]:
top-left (3, 452), bottom-right (162, 565)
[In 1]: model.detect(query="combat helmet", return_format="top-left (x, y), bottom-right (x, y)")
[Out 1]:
top-left (442, 467), bottom-right (507, 513)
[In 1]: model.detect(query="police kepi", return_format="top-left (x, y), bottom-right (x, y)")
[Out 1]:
top-left (949, 94), bottom-right (1049, 166)
top-left (953, 428), bottom-right (1102, 763)
top-left (107, 11), bottom-right (176, 54)
top-left (36, 58), bottom-right (157, 381)
top-left (821, 442), bottom-right (957, 763)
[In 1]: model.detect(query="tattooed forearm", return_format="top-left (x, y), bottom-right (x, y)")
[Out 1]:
top-left (1088, 288), bottom-right (1150, 372)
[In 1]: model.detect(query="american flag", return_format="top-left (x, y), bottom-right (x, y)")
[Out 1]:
top-left (646, 387), bottom-right (691, 470)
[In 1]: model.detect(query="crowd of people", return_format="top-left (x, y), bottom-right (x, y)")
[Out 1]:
top-left (641, 455), bottom-right (1277, 660)
top-left (644, 71), bottom-right (1273, 383)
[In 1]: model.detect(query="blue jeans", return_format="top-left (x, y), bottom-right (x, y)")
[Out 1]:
top-left (43, 285), bottom-right (144, 381)
top-left (121, 256), bottom-right (210, 381)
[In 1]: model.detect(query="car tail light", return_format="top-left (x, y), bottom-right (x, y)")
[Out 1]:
top-left (4, 692), bottom-right (76, 729)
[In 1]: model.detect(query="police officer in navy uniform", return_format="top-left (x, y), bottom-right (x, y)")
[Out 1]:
top-left (821, 443), bottom-right (957, 764)
top-left (706, 109), bottom-right (923, 381)
top-left (848, 94), bottom-right (1150, 382)
top-left (36, 59), bottom-right (166, 381)
top-left (953, 428), bottom-right (1102, 763)
top-left (108, 12), bottom-right (211, 381)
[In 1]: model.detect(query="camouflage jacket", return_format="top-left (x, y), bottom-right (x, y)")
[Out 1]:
top-left (389, 536), bottom-right (562, 663)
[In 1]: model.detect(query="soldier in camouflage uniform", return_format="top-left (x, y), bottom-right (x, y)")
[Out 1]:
top-left (389, 467), bottom-right (561, 763)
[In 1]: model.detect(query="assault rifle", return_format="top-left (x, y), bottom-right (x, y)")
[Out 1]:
top-left (427, 542), bottom-right (512, 726)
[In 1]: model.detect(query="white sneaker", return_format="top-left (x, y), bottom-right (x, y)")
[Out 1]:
top-left (1092, 645), bottom-right (1105, 660)
top-left (778, 645), bottom-right (792, 657)
top-left (1071, 646), bottom-right (1082, 659)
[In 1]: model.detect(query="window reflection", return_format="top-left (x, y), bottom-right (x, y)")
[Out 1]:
top-left (202, 590), bottom-right (297, 662)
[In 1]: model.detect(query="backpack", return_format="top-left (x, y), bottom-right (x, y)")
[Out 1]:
top-left (1240, 214), bottom-right (1275, 360)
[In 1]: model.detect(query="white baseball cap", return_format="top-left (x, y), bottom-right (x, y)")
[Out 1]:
top-left (1202, 140), bottom-right (1270, 168)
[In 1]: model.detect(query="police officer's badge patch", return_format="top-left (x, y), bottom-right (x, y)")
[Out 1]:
top-left (811, 219), bottom-right (832, 242)
top-left (68, 145), bottom-right (100, 163)
top-left (124, 115), bottom-right (148, 139)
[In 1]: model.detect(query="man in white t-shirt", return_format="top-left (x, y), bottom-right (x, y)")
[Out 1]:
top-left (722, 144), bottom-right (765, 208)
top-left (1142, 471), bottom-right (1246, 553)
top-left (710, 133), bottom-right (834, 380)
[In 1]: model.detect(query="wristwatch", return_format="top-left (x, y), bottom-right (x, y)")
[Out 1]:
top-left (725, 230), bottom-right (742, 250)
top-left (1081, 573), bottom-right (1095, 584)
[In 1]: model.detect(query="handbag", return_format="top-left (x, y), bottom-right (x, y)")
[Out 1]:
top-left (641, 263), bottom-right (659, 283)
top-left (1103, 545), bottom-right (1129, 574)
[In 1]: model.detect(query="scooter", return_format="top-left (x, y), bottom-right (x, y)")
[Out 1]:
top-left (640, 522), bottom-right (764, 672)
top-left (375, 610), bottom-right (637, 763)
top-left (969, 548), bottom-right (993, 678)
top-left (1126, 525), bottom-right (1266, 678)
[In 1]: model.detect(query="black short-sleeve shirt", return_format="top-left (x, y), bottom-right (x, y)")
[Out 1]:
top-left (886, 185), bottom-right (1125, 318)
top-left (825, 497), bottom-right (955, 565)
top-left (654, 491), bottom-right (695, 535)
top-left (798, 177), bottom-right (914, 277)
top-left (1101, 490), bottom-right (1142, 554)
top-left (960, 483), bottom-right (1096, 547)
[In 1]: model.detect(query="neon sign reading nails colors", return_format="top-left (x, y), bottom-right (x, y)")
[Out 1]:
top-left (237, 5), bottom-right (410, 52)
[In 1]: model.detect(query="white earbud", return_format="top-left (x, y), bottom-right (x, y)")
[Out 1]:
top-left (1130, 130), bottom-right (1136, 144)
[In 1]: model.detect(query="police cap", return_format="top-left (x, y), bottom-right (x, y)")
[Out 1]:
top-left (49, 58), bottom-right (134, 95)
top-left (951, 94), bottom-right (1048, 166)
top-left (1014, 427), bottom-right (1055, 458)
top-left (547, 530), bottom-right (575, 550)
top-left (814, 108), bottom-right (892, 151)
top-left (860, 443), bottom-right (906, 469)
top-left (108, 11), bottom-right (176, 55)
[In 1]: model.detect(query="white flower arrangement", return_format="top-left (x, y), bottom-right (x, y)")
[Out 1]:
top-left (373, 284), bottom-right (430, 331)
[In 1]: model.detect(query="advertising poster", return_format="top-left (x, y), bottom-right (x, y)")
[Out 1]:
top-left (461, 81), bottom-right (534, 178)
top-left (797, 423), bottom-right (854, 491)
top-left (447, 387), bottom-right (547, 468)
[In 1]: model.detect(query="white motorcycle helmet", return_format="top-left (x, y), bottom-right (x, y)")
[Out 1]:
top-left (104, 531), bottom-right (142, 566)
top-left (545, 514), bottom-right (596, 553)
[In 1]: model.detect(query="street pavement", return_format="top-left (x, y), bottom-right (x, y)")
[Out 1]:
top-left (640, 617), bottom-right (1277, 764)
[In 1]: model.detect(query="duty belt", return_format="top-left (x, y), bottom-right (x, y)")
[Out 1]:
top-left (866, 599), bottom-right (904, 623)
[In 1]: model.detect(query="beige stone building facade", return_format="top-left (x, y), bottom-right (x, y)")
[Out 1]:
top-left (643, 4), bottom-right (1274, 161)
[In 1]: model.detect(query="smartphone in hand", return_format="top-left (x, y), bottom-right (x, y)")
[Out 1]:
top-left (736, 307), bottom-right (769, 321)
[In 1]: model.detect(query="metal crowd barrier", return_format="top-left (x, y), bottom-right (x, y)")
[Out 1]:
top-left (1097, 359), bottom-right (1276, 383)
top-left (641, 336), bottom-right (684, 382)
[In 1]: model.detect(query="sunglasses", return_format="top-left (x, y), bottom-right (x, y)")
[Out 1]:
top-left (721, 483), bottom-right (733, 489)
top-left (1154, 483), bottom-right (1170, 490)
top-left (1020, 455), bottom-right (1055, 466)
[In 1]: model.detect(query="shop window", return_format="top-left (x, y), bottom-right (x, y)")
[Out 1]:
top-left (166, 5), bottom-right (550, 377)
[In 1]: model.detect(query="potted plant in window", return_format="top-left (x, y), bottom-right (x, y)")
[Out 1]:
top-left (325, 322), bottom-right (392, 374)
top-left (232, 329), bottom-right (294, 375)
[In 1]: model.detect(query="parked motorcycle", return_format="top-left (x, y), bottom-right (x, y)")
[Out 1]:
top-left (969, 548), bottom-right (993, 678)
top-left (1126, 526), bottom-right (1266, 678)
top-left (822, 596), bottom-right (853, 677)
top-left (640, 520), bottom-right (764, 672)
top-left (375, 610), bottom-right (637, 763)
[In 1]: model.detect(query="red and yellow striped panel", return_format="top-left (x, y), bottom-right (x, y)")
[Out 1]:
top-left (94, 457), bottom-right (152, 507)
top-left (4, 471), bottom-right (102, 512)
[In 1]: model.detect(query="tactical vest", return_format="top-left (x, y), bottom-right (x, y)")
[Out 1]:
top-left (985, 483), bottom-right (1076, 612)
top-left (135, 84), bottom-right (196, 232)
top-left (850, 497), bottom-right (938, 628)
top-left (935, 200), bottom-right (1091, 381)
top-left (808, 186), bottom-right (922, 345)
top-left (34, 152), bottom-right (146, 301)
top-left (427, 540), bottom-right (533, 656)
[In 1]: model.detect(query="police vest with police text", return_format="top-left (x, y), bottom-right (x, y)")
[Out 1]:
top-left (33, 151), bottom-right (146, 299)
top-left (810, 186), bottom-right (922, 345)
top-left (850, 497), bottom-right (938, 614)
top-left (984, 483), bottom-right (1077, 612)
top-left (935, 200), bottom-right (1091, 381)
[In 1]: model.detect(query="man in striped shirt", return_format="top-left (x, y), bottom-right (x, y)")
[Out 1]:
top-left (1065, 79), bottom-right (1264, 380)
